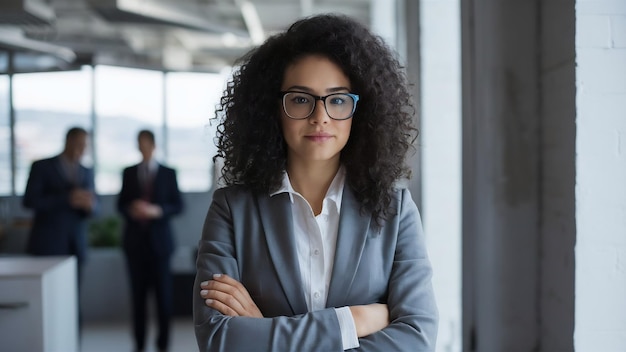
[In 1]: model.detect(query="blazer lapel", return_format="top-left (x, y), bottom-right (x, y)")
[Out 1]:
top-left (149, 165), bottom-right (161, 194)
top-left (76, 165), bottom-right (86, 186)
top-left (257, 193), bottom-right (308, 315)
top-left (326, 187), bottom-right (371, 308)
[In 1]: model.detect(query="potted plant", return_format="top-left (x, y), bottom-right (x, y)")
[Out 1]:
top-left (88, 216), bottom-right (121, 248)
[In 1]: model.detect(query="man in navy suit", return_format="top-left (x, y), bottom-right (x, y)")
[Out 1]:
top-left (23, 126), bottom-right (96, 336)
top-left (117, 129), bottom-right (183, 352)
top-left (23, 126), bottom-right (97, 273)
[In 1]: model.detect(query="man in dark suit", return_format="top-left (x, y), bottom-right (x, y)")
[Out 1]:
top-left (23, 126), bottom-right (97, 273)
top-left (23, 126), bottom-right (96, 337)
top-left (117, 129), bottom-right (183, 352)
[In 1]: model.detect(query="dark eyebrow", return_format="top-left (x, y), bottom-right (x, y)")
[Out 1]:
top-left (284, 85), bottom-right (351, 94)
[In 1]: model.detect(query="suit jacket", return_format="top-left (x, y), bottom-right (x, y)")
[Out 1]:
top-left (22, 155), bottom-right (96, 264)
top-left (193, 185), bottom-right (438, 351)
top-left (117, 163), bottom-right (183, 257)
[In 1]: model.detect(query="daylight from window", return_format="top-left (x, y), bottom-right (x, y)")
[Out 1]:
top-left (12, 69), bottom-right (92, 195)
top-left (1, 65), bottom-right (229, 196)
top-left (0, 75), bottom-right (10, 195)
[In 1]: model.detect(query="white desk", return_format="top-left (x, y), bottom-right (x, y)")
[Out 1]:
top-left (0, 256), bottom-right (78, 352)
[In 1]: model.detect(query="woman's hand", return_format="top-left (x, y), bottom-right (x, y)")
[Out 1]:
top-left (200, 274), bottom-right (263, 318)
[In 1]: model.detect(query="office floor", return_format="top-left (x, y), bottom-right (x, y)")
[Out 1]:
top-left (81, 317), bottom-right (197, 352)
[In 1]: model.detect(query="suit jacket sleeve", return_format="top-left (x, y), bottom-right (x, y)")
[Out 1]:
top-left (157, 168), bottom-right (183, 218)
top-left (117, 167), bottom-right (134, 221)
top-left (23, 160), bottom-right (69, 212)
top-left (23, 160), bottom-right (97, 218)
top-left (355, 188), bottom-right (438, 350)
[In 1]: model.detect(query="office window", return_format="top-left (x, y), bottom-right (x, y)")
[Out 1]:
top-left (0, 75), bottom-right (10, 195)
top-left (95, 65), bottom-right (164, 195)
top-left (0, 51), bottom-right (7, 73)
top-left (165, 71), bottom-right (228, 192)
top-left (12, 68), bottom-right (93, 195)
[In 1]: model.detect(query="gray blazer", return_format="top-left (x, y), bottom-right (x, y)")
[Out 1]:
top-left (193, 185), bottom-right (438, 351)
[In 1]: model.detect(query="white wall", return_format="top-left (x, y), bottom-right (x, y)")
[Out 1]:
top-left (420, 1), bottom-right (462, 351)
top-left (575, 1), bottom-right (626, 350)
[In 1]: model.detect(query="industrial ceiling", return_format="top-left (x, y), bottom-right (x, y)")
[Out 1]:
top-left (0, 0), bottom-right (372, 73)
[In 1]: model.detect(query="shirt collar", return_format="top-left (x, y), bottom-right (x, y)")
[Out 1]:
top-left (271, 166), bottom-right (346, 209)
top-left (59, 153), bottom-right (78, 166)
top-left (142, 158), bottom-right (158, 172)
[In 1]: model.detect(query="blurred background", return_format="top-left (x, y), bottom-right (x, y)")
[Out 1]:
top-left (0, 0), bottom-right (624, 351)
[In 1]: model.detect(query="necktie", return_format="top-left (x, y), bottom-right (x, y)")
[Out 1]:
top-left (141, 164), bottom-right (152, 200)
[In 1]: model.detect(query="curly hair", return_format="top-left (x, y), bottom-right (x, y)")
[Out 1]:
top-left (214, 14), bottom-right (417, 223)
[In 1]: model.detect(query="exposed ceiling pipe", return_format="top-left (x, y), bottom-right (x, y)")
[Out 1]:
top-left (237, 1), bottom-right (265, 45)
top-left (0, 0), bottom-right (55, 25)
top-left (88, 0), bottom-right (249, 37)
top-left (0, 28), bottom-right (76, 62)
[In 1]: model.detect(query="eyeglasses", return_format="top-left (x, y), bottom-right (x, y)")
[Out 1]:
top-left (280, 91), bottom-right (360, 120)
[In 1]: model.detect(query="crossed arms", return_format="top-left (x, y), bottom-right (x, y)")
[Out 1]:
top-left (193, 187), bottom-right (438, 351)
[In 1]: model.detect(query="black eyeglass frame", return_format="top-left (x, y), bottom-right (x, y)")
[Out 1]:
top-left (280, 91), bottom-right (360, 120)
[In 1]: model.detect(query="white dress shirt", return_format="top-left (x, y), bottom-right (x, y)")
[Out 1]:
top-left (139, 158), bottom-right (158, 182)
top-left (270, 166), bottom-right (359, 350)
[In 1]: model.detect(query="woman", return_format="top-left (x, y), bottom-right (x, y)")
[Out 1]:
top-left (194, 14), bottom-right (438, 351)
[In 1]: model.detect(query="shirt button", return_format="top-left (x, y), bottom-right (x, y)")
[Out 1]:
top-left (313, 292), bottom-right (320, 299)
top-left (313, 249), bottom-right (320, 256)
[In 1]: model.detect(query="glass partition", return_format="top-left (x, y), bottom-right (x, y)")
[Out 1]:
top-left (5, 63), bottom-right (232, 196)
top-left (0, 51), bottom-right (8, 73)
top-left (12, 67), bottom-right (93, 195)
top-left (94, 65), bottom-right (164, 195)
top-left (0, 75), bottom-right (10, 195)
top-left (165, 70), bottom-right (228, 192)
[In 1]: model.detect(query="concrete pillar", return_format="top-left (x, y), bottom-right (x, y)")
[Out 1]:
top-left (539, 1), bottom-right (576, 350)
top-left (462, 1), bottom-right (543, 350)
top-left (462, 1), bottom-right (577, 351)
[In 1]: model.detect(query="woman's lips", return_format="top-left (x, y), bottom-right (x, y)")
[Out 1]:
top-left (305, 133), bottom-right (333, 142)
